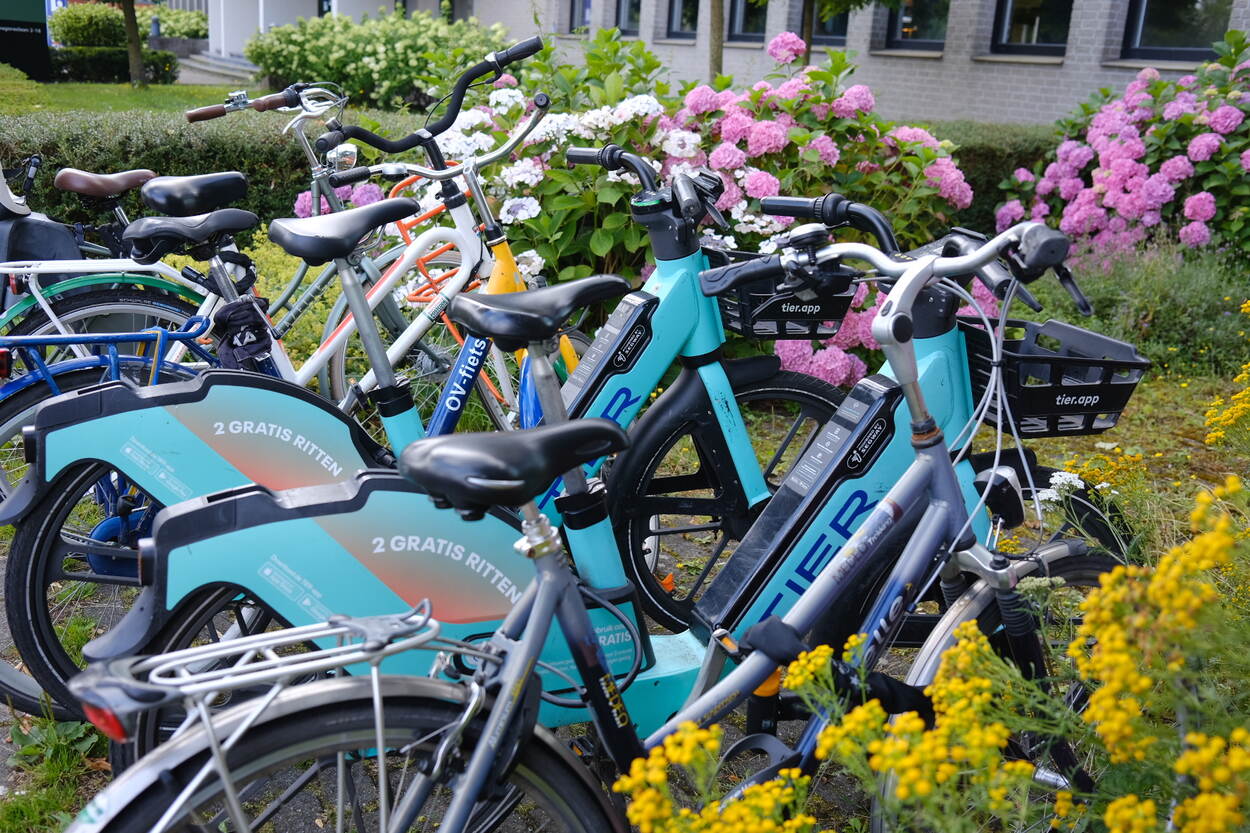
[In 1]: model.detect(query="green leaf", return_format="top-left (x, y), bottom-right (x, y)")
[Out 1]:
top-left (548, 194), bottom-right (586, 211)
top-left (589, 228), bottom-right (614, 257)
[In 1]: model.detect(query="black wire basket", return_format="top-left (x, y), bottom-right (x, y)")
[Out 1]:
top-left (707, 248), bottom-right (852, 340)
top-left (959, 317), bottom-right (1151, 437)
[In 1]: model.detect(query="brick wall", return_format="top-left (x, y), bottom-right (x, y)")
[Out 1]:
top-left (472, 0), bottom-right (1250, 124)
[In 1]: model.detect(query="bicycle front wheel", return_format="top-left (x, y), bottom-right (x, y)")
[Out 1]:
top-left (75, 678), bottom-right (617, 833)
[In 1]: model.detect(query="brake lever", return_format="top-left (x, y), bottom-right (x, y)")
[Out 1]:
top-left (704, 200), bottom-right (728, 229)
top-left (1053, 263), bottom-right (1093, 316)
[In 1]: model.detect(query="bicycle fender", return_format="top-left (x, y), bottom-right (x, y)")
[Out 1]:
top-left (0, 370), bottom-right (388, 525)
top-left (69, 676), bottom-right (629, 833)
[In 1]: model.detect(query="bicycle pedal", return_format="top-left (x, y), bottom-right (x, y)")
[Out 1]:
top-left (569, 736), bottom-right (599, 759)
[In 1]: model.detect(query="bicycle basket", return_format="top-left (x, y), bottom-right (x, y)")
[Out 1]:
top-left (959, 317), bottom-right (1151, 437)
top-left (707, 248), bottom-right (852, 340)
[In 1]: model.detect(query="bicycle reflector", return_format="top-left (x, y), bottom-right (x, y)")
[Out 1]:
top-left (0, 347), bottom-right (10, 379)
top-left (82, 702), bottom-right (130, 743)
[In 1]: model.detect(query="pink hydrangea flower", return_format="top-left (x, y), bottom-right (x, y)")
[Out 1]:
top-left (1241, 149), bottom-right (1250, 172)
top-left (717, 111), bottom-right (756, 144)
top-left (1183, 191), bottom-right (1217, 222)
top-left (1163, 91), bottom-right (1199, 120)
top-left (293, 190), bottom-right (331, 218)
top-left (1136, 67), bottom-right (1160, 82)
top-left (708, 142), bottom-right (747, 170)
top-left (1187, 132), bottom-right (1222, 161)
top-left (715, 177), bottom-right (744, 211)
top-left (767, 31), bottom-right (807, 64)
top-left (925, 157), bottom-right (973, 209)
top-left (684, 84), bottom-right (721, 114)
top-left (752, 80), bottom-right (773, 93)
top-left (831, 84), bottom-right (875, 118)
top-left (1013, 167), bottom-right (1035, 182)
top-left (887, 125), bottom-right (940, 150)
top-left (811, 103), bottom-right (830, 121)
top-left (1031, 200), bottom-right (1051, 222)
top-left (746, 120), bottom-right (789, 157)
top-left (1058, 177), bottom-right (1085, 200)
top-left (743, 169), bottom-right (780, 199)
top-left (1179, 220), bottom-right (1211, 247)
top-left (492, 73), bottom-right (518, 88)
top-left (771, 77), bottom-right (811, 101)
top-left (808, 134), bottom-right (840, 165)
top-left (1178, 74), bottom-right (1197, 87)
top-left (1139, 173), bottom-right (1175, 209)
top-left (1036, 177), bottom-right (1056, 196)
top-left (1056, 141), bottom-right (1095, 170)
top-left (809, 344), bottom-right (852, 386)
top-left (1208, 104), bottom-right (1245, 135)
top-left (1159, 155), bottom-right (1195, 182)
top-left (856, 160), bottom-right (881, 174)
top-left (350, 183), bottom-right (384, 207)
top-left (995, 199), bottom-right (1025, 232)
top-left (774, 340), bottom-right (813, 375)
top-left (1141, 210), bottom-right (1161, 227)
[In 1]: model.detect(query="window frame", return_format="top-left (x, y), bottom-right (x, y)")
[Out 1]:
top-left (728, 0), bottom-right (766, 43)
top-left (1121, 0), bottom-right (1227, 61)
top-left (616, 0), bottom-right (640, 36)
top-left (990, 0), bottom-right (1071, 56)
top-left (810, 11), bottom-right (849, 47)
top-left (568, 0), bottom-right (591, 32)
top-left (885, 2), bottom-right (947, 51)
top-left (666, 0), bottom-right (698, 39)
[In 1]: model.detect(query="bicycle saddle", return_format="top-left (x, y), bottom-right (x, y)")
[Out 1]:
top-left (141, 172), bottom-right (248, 217)
top-left (399, 419), bottom-right (628, 514)
top-left (268, 198), bottom-right (419, 265)
top-left (53, 168), bottom-right (156, 199)
top-left (123, 208), bottom-right (258, 264)
top-left (448, 273), bottom-right (631, 351)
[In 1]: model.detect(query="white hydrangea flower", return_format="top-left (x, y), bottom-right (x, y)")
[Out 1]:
top-left (528, 112), bottom-right (579, 146)
top-left (700, 231), bottom-right (737, 250)
top-left (499, 196), bottom-right (541, 224)
top-left (613, 94), bottom-right (663, 121)
top-left (661, 129), bottom-right (702, 159)
top-left (499, 157), bottom-right (545, 189)
top-left (435, 108), bottom-right (496, 158)
top-left (488, 88), bottom-right (525, 113)
top-left (757, 238), bottom-right (780, 254)
top-left (514, 248), bottom-right (546, 280)
top-left (573, 105), bottom-right (624, 139)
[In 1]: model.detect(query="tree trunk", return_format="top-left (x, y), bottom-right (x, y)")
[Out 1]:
top-left (802, 0), bottom-right (815, 65)
top-left (709, 0), bottom-right (724, 81)
top-left (119, 0), bottom-right (146, 88)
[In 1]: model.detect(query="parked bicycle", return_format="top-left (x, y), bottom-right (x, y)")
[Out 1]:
top-left (65, 219), bottom-right (1130, 833)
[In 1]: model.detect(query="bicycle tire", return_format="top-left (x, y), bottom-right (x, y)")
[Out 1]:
top-left (610, 369), bottom-right (845, 632)
top-left (868, 547), bottom-right (1119, 833)
top-left (5, 288), bottom-right (202, 368)
top-left (74, 677), bottom-right (619, 833)
top-left (0, 364), bottom-right (196, 718)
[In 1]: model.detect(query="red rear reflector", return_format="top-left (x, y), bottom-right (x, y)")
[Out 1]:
top-left (82, 703), bottom-right (130, 742)
top-left (0, 348), bottom-right (11, 379)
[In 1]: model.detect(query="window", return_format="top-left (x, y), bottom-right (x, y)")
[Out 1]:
top-left (811, 12), bottom-right (849, 46)
top-left (1122, 0), bottom-right (1232, 60)
top-left (569, 0), bottom-right (591, 31)
top-left (992, 0), bottom-right (1072, 55)
top-left (728, 0), bottom-right (766, 42)
top-left (886, 0), bottom-right (949, 50)
top-left (667, 0), bottom-right (698, 38)
top-left (616, 0), bottom-right (640, 36)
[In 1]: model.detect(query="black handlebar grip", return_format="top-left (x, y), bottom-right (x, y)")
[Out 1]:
top-left (498, 36), bottom-right (544, 67)
top-left (315, 130), bottom-right (346, 154)
top-left (760, 196), bottom-right (819, 219)
top-left (328, 167), bottom-right (372, 188)
top-left (566, 144), bottom-right (623, 170)
top-left (1017, 225), bottom-right (1070, 279)
top-left (672, 174), bottom-right (702, 220)
top-left (699, 253), bottom-right (784, 297)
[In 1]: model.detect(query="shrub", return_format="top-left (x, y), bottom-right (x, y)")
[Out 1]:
top-left (1027, 243), bottom-right (1249, 376)
top-left (48, 2), bottom-right (126, 47)
top-left (927, 120), bottom-right (1054, 235)
top-left (244, 10), bottom-right (507, 110)
top-left (49, 3), bottom-right (208, 46)
top-left (1000, 29), bottom-right (1250, 260)
top-left (49, 47), bottom-right (179, 85)
top-left (137, 6), bottom-right (208, 40)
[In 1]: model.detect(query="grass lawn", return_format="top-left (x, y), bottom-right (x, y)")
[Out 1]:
top-left (0, 80), bottom-right (269, 116)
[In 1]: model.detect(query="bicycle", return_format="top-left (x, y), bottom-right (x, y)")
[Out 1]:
top-left (104, 190), bottom-right (1140, 774)
top-left (64, 219), bottom-right (1129, 832)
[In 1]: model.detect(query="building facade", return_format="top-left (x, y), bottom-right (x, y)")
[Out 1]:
top-left (473, 0), bottom-right (1250, 123)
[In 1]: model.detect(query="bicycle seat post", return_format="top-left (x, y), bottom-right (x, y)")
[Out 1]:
top-left (525, 336), bottom-right (590, 497)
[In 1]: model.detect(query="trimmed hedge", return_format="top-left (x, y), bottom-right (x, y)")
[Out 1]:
top-left (0, 109), bottom-right (1050, 244)
top-left (49, 47), bottom-right (179, 84)
top-left (0, 109), bottom-right (419, 242)
top-left (49, 3), bottom-right (209, 45)
top-left (929, 120), bottom-right (1056, 235)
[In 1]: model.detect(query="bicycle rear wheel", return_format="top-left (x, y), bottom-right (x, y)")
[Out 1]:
top-left (75, 678), bottom-right (617, 833)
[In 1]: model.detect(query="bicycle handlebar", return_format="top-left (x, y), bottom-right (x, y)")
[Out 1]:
top-left (185, 85), bottom-right (304, 123)
top-left (565, 144), bottom-right (659, 191)
top-left (761, 194), bottom-right (900, 255)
